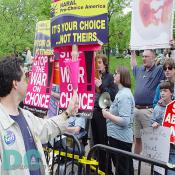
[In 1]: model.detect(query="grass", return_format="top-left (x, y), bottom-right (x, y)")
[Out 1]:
top-left (108, 56), bottom-right (143, 92)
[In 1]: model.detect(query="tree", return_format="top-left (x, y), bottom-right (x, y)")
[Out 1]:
top-left (109, 12), bottom-right (131, 52)
top-left (105, 0), bottom-right (131, 54)
top-left (0, 0), bottom-right (50, 57)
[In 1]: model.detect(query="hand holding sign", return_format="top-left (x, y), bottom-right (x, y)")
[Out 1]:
top-left (66, 90), bottom-right (79, 116)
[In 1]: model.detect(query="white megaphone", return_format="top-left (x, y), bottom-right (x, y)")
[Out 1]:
top-left (99, 92), bottom-right (112, 109)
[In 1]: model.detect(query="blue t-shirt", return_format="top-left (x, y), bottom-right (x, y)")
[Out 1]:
top-left (133, 65), bottom-right (164, 105)
top-left (10, 112), bottom-right (41, 175)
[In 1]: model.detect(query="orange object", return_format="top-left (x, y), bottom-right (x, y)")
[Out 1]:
top-left (53, 60), bottom-right (60, 85)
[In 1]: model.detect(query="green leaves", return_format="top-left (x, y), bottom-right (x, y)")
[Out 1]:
top-left (108, 0), bottom-right (131, 52)
top-left (0, 0), bottom-right (50, 57)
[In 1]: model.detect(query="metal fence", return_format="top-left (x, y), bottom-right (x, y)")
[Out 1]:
top-left (44, 133), bottom-right (85, 175)
top-left (44, 136), bottom-right (175, 175)
top-left (85, 144), bottom-right (175, 175)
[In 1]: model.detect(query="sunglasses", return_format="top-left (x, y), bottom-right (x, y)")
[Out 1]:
top-left (163, 66), bottom-right (173, 71)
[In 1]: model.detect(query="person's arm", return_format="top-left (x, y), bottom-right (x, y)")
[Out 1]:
top-left (150, 108), bottom-right (160, 128)
top-left (51, 91), bottom-right (60, 99)
top-left (152, 122), bottom-right (159, 128)
top-left (102, 94), bottom-right (132, 127)
top-left (170, 39), bottom-right (175, 60)
top-left (66, 126), bottom-right (81, 134)
top-left (26, 90), bottom-right (78, 144)
top-left (150, 105), bottom-right (164, 129)
top-left (102, 109), bottom-right (125, 125)
top-left (99, 74), bottom-right (118, 101)
top-left (150, 109), bottom-right (157, 125)
top-left (153, 84), bottom-right (161, 108)
top-left (130, 50), bottom-right (137, 70)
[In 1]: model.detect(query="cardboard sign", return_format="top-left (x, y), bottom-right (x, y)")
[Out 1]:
top-left (58, 51), bottom-right (95, 118)
top-left (130, 0), bottom-right (174, 50)
top-left (163, 100), bottom-right (175, 143)
top-left (51, 0), bottom-right (108, 47)
top-left (141, 127), bottom-right (170, 175)
top-left (23, 55), bottom-right (54, 116)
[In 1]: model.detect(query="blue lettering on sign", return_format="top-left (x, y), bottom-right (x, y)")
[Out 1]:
top-left (4, 131), bottom-right (16, 145)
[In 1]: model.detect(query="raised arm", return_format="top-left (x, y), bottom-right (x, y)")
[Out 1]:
top-left (130, 50), bottom-right (137, 70)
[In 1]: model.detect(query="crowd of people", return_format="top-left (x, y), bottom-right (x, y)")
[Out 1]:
top-left (92, 44), bottom-right (175, 175)
top-left (1, 41), bottom-right (175, 175)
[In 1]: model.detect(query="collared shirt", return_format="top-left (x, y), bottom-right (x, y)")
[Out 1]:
top-left (133, 65), bottom-right (164, 105)
top-left (0, 104), bottom-right (68, 175)
top-left (107, 87), bottom-right (135, 143)
top-left (68, 116), bottom-right (85, 129)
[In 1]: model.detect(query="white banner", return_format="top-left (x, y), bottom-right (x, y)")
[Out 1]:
top-left (130, 0), bottom-right (174, 50)
top-left (141, 126), bottom-right (170, 175)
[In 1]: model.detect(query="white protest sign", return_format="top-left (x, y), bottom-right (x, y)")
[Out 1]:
top-left (130, 0), bottom-right (174, 50)
top-left (141, 126), bottom-right (170, 175)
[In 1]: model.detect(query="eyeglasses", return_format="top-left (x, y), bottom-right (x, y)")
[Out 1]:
top-left (163, 66), bottom-right (173, 71)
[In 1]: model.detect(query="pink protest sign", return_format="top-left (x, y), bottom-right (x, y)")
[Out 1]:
top-left (64, 59), bottom-right (79, 90)
top-left (23, 55), bottom-right (54, 116)
top-left (59, 51), bottom-right (95, 118)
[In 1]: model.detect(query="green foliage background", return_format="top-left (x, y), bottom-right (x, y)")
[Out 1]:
top-left (0, 0), bottom-right (173, 90)
top-left (109, 56), bottom-right (142, 92)
top-left (0, 0), bottom-right (51, 57)
top-left (0, 0), bottom-right (132, 57)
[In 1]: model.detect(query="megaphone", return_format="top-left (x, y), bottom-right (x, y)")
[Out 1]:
top-left (99, 92), bottom-right (112, 109)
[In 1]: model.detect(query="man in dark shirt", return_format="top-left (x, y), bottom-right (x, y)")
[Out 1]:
top-left (130, 50), bottom-right (164, 155)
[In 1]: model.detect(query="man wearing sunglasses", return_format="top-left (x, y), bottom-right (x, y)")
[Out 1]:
top-left (153, 58), bottom-right (175, 107)
top-left (130, 49), bottom-right (164, 156)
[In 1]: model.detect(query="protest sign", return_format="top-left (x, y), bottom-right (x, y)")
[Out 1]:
top-left (51, 0), bottom-right (108, 48)
top-left (58, 51), bottom-right (95, 118)
top-left (141, 126), bottom-right (170, 175)
top-left (33, 20), bottom-right (53, 56)
top-left (163, 100), bottom-right (175, 144)
top-left (130, 0), bottom-right (174, 50)
top-left (23, 55), bottom-right (54, 116)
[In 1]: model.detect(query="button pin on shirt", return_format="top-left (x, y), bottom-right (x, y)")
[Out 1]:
top-left (143, 75), bottom-right (147, 78)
